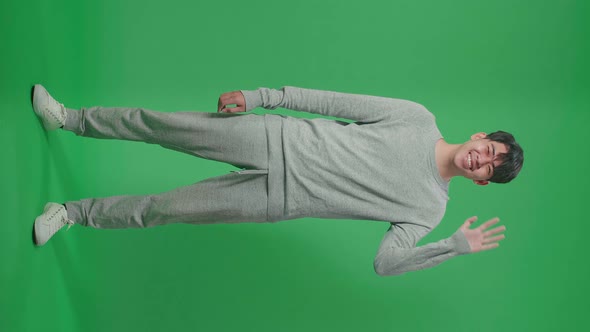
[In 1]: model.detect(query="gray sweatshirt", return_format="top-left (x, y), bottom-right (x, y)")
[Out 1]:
top-left (240, 86), bottom-right (472, 276)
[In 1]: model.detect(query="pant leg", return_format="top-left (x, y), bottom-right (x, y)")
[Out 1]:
top-left (64, 172), bottom-right (270, 228)
top-left (63, 106), bottom-right (268, 170)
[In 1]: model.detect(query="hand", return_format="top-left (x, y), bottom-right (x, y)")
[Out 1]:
top-left (217, 91), bottom-right (246, 113)
top-left (459, 216), bottom-right (506, 253)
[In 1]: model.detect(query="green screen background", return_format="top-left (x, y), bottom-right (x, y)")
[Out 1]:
top-left (1, 0), bottom-right (588, 331)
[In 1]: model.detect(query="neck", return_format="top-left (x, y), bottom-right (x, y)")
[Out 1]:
top-left (435, 139), bottom-right (462, 182)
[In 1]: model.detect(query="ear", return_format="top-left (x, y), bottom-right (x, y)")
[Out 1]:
top-left (470, 132), bottom-right (487, 141)
top-left (473, 180), bottom-right (489, 186)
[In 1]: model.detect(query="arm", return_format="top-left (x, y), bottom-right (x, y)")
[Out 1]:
top-left (374, 216), bottom-right (506, 276)
top-left (239, 86), bottom-right (426, 123)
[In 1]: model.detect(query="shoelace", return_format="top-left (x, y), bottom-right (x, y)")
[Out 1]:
top-left (44, 102), bottom-right (66, 124)
top-left (64, 218), bottom-right (74, 231)
top-left (47, 211), bottom-right (74, 235)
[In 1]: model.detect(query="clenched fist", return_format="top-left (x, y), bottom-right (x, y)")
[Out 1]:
top-left (218, 91), bottom-right (247, 113)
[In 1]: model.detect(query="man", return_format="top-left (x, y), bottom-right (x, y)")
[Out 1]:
top-left (31, 84), bottom-right (524, 276)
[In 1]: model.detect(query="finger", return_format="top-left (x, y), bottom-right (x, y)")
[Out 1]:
top-left (483, 234), bottom-right (505, 244)
top-left (484, 225), bottom-right (506, 237)
top-left (481, 243), bottom-right (500, 251)
top-left (221, 107), bottom-right (241, 113)
top-left (219, 102), bottom-right (239, 113)
top-left (479, 217), bottom-right (500, 230)
top-left (217, 93), bottom-right (236, 112)
top-left (462, 216), bottom-right (478, 229)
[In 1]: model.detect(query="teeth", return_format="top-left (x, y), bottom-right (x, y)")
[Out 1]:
top-left (468, 153), bottom-right (472, 170)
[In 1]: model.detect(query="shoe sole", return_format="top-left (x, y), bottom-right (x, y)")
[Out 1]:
top-left (32, 221), bottom-right (38, 246)
top-left (31, 85), bottom-right (44, 130)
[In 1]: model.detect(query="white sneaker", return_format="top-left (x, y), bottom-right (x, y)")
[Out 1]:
top-left (33, 203), bottom-right (75, 246)
top-left (32, 84), bottom-right (67, 130)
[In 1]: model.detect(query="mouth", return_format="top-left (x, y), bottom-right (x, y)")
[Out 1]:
top-left (467, 152), bottom-right (472, 171)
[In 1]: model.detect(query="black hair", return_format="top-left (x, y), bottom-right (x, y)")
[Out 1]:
top-left (486, 131), bottom-right (524, 184)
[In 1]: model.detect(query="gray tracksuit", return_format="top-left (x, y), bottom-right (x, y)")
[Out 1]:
top-left (63, 86), bottom-right (472, 276)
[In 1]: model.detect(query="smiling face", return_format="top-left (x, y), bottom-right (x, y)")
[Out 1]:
top-left (454, 132), bottom-right (509, 185)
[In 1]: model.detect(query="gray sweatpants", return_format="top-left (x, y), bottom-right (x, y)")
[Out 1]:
top-left (62, 106), bottom-right (273, 229)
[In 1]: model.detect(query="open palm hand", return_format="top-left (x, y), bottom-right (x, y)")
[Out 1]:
top-left (459, 216), bottom-right (506, 253)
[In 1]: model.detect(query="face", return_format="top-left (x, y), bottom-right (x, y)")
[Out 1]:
top-left (454, 132), bottom-right (509, 185)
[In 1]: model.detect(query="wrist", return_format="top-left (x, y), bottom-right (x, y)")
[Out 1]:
top-left (450, 229), bottom-right (472, 255)
top-left (240, 89), bottom-right (263, 112)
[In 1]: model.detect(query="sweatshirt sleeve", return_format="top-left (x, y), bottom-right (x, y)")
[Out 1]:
top-left (240, 86), bottom-right (426, 123)
top-left (373, 222), bottom-right (472, 276)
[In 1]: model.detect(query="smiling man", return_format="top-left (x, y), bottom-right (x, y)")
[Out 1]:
top-left (436, 131), bottom-right (515, 184)
top-left (32, 84), bottom-right (524, 276)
